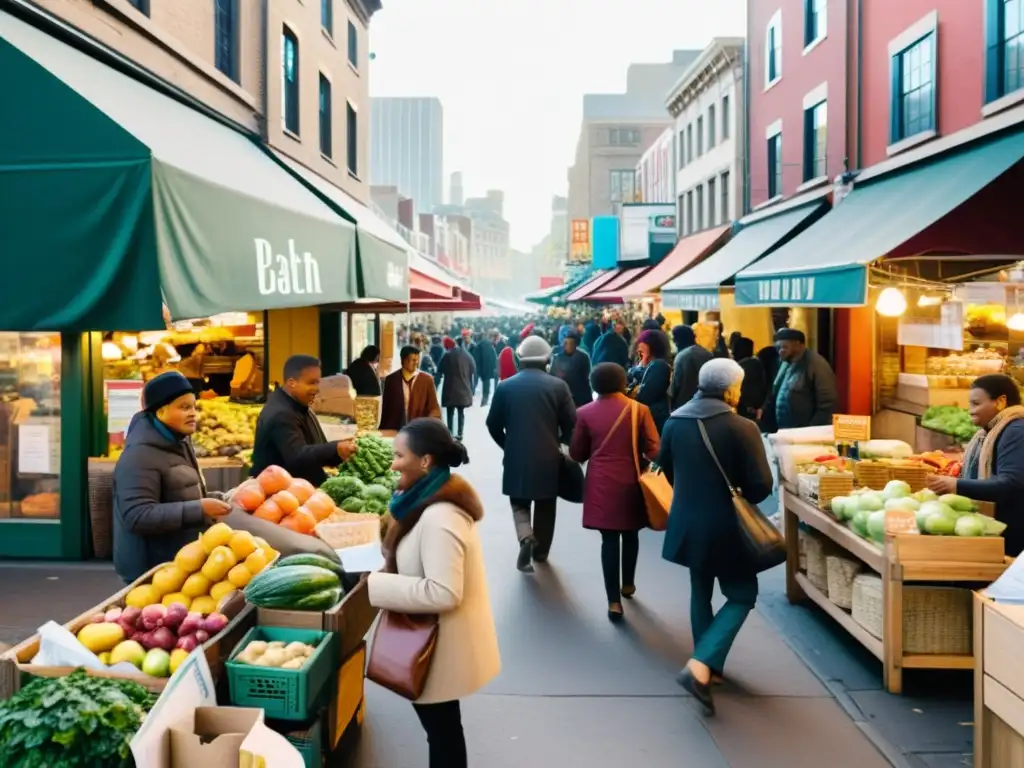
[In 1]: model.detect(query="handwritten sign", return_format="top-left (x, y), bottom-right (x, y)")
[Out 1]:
top-left (105, 380), bottom-right (144, 435)
top-left (884, 509), bottom-right (919, 536)
top-left (833, 414), bottom-right (870, 442)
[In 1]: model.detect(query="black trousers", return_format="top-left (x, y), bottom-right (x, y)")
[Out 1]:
top-left (446, 406), bottom-right (466, 437)
top-left (600, 530), bottom-right (639, 603)
top-left (480, 376), bottom-right (493, 404)
top-left (413, 700), bottom-right (467, 768)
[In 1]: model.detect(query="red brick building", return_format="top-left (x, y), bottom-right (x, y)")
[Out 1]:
top-left (745, 0), bottom-right (850, 210)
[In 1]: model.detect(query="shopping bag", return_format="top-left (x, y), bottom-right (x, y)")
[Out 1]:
top-left (629, 402), bottom-right (672, 530)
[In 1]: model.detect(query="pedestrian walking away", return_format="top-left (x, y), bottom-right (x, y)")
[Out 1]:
top-left (437, 336), bottom-right (476, 440)
top-left (549, 330), bottom-right (593, 408)
top-left (472, 331), bottom-right (499, 406)
top-left (658, 358), bottom-right (773, 716)
top-left (366, 418), bottom-right (501, 768)
top-left (569, 363), bottom-right (659, 621)
top-left (486, 335), bottom-right (577, 572)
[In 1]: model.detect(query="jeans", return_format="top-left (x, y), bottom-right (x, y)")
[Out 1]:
top-left (413, 700), bottom-right (467, 768)
top-left (480, 376), bottom-right (493, 404)
top-left (446, 406), bottom-right (465, 437)
top-left (510, 498), bottom-right (557, 556)
top-left (599, 530), bottom-right (639, 603)
top-left (689, 570), bottom-right (758, 674)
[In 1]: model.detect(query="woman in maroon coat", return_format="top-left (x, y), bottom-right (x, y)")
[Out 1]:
top-left (569, 363), bottom-right (660, 621)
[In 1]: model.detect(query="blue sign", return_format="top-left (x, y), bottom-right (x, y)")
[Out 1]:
top-left (734, 264), bottom-right (867, 306)
top-left (591, 216), bottom-right (619, 269)
top-left (662, 289), bottom-right (720, 311)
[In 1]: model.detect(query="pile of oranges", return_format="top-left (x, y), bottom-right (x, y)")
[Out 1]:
top-left (233, 466), bottom-right (338, 534)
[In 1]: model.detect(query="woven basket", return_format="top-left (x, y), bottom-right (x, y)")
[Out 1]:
top-left (87, 460), bottom-right (117, 559)
top-left (797, 529), bottom-right (808, 571)
top-left (851, 575), bottom-right (973, 653)
top-left (803, 532), bottom-right (829, 592)
top-left (891, 465), bottom-right (929, 492)
top-left (854, 461), bottom-right (891, 490)
top-left (818, 474), bottom-right (855, 512)
top-left (825, 554), bottom-right (862, 609)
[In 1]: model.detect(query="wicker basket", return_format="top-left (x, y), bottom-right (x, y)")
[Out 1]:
top-left (851, 574), bottom-right (973, 653)
top-left (818, 473), bottom-right (855, 512)
top-left (87, 459), bottom-right (117, 559)
top-left (825, 554), bottom-right (862, 609)
top-left (797, 529), bottom-right (808, 571)
top-left (891, 465), bottom-right (929, 492)
top-left (854, 461), bottom-right (892, 490)
top-left (803, 532), bottom-right (830, 592)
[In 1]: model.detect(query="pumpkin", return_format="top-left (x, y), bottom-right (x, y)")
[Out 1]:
top-left (286, 479), bottom-right (316, 504)
top-left (304, 491), bottom-right (335, 520)
top-left (234, 480), bottom-right (266, 512)
top-left (253, 499), bottom-right (284, 524)
top-left (257, 465), bottom-right (292, 495)
top-left (272, 490), bottom-right (300, 516)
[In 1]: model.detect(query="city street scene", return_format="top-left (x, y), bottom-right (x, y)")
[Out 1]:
top-left (1, 0), bottom-right (1024, 766)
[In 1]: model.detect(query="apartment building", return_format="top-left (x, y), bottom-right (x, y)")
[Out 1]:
top-left (667, 37), bottom-right (745, 236)
top-left (635, 127), bottom-right (675, 204)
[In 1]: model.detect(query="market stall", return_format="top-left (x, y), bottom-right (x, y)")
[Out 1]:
top-left (775, 425), bottom-right (1011, 694)
top-left (973, 590), bottom-right (1024, 767)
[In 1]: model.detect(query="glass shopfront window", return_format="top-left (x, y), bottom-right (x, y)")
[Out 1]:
top-left (0, 332), bottom-right (61, 521)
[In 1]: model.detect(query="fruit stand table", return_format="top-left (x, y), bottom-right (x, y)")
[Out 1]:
top-left (783, 484), bottom-right (1010, 694)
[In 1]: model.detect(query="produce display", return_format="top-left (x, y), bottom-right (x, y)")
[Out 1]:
top-left (192, 398), bottom-right (261, 459)
top-left (234, 639), bottom-right (319, 669)
top-left (856, 440), bottom-right (914, 460)
top-left (243, 561), bottom-right (343, 611)
top-left (925, 347), bottom-right (1004, 387)
top-left (829, 480), bottom-right (1006, 543)
top-left (320, 434), bottom-right (398, 517)
top-left (0, 669), bottom-right (157, 767)
top-left (797, 456), bottom-right (853, 475)
top-left (353, 397), bottom-right (382, 432)
top-left (911, 450), bottom-right (962, 477)
top-left (235, 465), bottom-right (340, 532)
top-left (921, 405), bottom-right (980, 442)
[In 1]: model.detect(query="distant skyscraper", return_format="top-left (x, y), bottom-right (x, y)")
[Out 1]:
top-left (370, 97), bottom-right (444, 214)
top-left (449, 171), bottom-right (464, 206)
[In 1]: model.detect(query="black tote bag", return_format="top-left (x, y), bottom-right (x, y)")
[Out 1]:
top-left (697, 419), bottom-right (786, 573)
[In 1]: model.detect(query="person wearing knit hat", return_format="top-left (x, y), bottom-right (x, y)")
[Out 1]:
top-left (487, 333), bottom-right (577, 572)
top-left (519, 323), bottom-right (535, 340)
top-left (550, 330), bottom-right (593, 408)
top-left (442, 336), bottom-right (456, 351)
top-left (762, 326), bottom-right (839, 432)
top-left (112, 372), bottom-right (231, 583)
top-left (631, 330), bottom-right (673, 433)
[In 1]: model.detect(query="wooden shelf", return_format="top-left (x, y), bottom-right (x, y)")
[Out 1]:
top-left (902, 653), bottom-right (974, 670)
top-left (795, 572), bottom-right (884, 661)
top-left (785, 493), bottom-right (886, 574)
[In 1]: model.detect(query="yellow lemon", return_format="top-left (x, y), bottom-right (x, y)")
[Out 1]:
top-left (229, 531), bottom-right (258, 560)
top-left (201, 522), bottom-right (234, 555)
top-left (162, 592), bottom-right (192, 609)
top-left (173, 540), bottom-right (207, 573)
top-left (125, 585), bottom-right (160, 609)
top-left (181, 572), bottom-right (212, 599)
top-left (200, 546), bottom-right (237, 582)
top-left (227, 563), bottom-right (252, 589)
top-left (210, 580), bottom-right (237, 602)
top-left (151, 565), bottom-right (188, 596)
top-left (190, 596), bottom-right (217, 615)
top-left (244, 549), bottom-right (269, 575)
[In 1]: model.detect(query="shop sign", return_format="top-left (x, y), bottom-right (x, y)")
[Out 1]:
top-left (663, 289), bottom-right (720, 311)
top-left (832, 413), bottom-right (870, 442)
top-left (884, 509), bottom-right (919, 536)
top-left (570, 219), bottom-right (591, 263)
top-left (255, 238), bottom-right (322, 295)
top-left (734, 265), bottom-right (867, 307)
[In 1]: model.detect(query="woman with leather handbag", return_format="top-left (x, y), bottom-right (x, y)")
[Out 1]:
top-left (658, 359), bottom-right (775, 717)
top-left (366, 419), bottom-right (501, 768)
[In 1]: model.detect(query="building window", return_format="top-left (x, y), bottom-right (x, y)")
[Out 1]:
top-left (721, 170), bottom-right (730, 221)
top-left (346, 102), bottom-right (358, 176)
top-left (319, 74), bottom-right (332, 158)
top-left (609, 128), bottom-right (641, 145)
top-left (722, 95), bottom-right (730, 139)
top-left (678, 193), bottom-right (686, 236)
top-left (707, 104), bottom-right (716, 149)
top-left (127, 0), bottom-right (149, 14)
top-left (985, 0), bottom-right (1024, 103)
top-left (695, 184), bottom-right (704, 231)
top-left (609, 170), bottom-right (636, 203)
top-left (707, 177), bottom-right (717, 226)
top-left (321, 0), bottom-right (333, 36)
top-left (696, 116), bottom-right (704, 156)
top-left (214, 0), bottom-right (238, 82)
top-left (348, 20), bottom-right (358, 68)
top-left (766, 11), bottom-right (782, 85)
top-left (767, 132), bottom-right (783, 198)
top-left (803, 100), bottom-right (827, 179)
top-left (890, 33), bottom-right (936, 143)
top-left (282, 27), bottom-right (300, 134)
top-left (805, 0), bottom-right (827, 47)
top-left (678, 130), bottom-right (685, 168)
top-left (686, 124), bottom-right (693, 162)
top-left (686, 190), bottom-right (694, 235)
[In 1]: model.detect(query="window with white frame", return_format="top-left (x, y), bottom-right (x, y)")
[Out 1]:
top-left (767, 131), bottom-right (783, 198)
top-left (803, 100), bottom-right (827, 179)
top-left (707, 177), bottom-right (717, 226)
top-left (804, 0), bottom-right (826, 47)
top-left (722, 95), bottom-right (731, 138)
top-left (708, 104), bottom-right (716, 149)
top-left (891, 32), bottom-right (936, 142)
top-left (766, 11), bottom-right (782, 85)
top-left (985, 0), bottom-right (1024, 103)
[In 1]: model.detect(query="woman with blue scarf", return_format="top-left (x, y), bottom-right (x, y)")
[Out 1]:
top-left (367, 418), bottom-right (500, 768)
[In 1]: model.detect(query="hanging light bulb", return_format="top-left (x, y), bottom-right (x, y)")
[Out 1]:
top-left (1008, 312), bottom-right (1024, 331)
top-left (876, 287), bottom-right (907, 317)
top-left (917, 294), bottom-right (942, 307)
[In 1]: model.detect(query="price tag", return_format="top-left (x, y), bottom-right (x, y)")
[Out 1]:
top-left (833, 414), bottom-right (871, 442)
top-left (884, 509), bottom-right (919, 536)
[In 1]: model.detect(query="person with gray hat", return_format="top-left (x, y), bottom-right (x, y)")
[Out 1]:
top-left (486, 335), bottom-right (577, 572)
top-left (113, 371), bottom-right (232, 583)
top-left (760, 327), bottom-right (838, 432)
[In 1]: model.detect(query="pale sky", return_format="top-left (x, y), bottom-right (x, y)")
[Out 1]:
top-left (368, 0), bottom-right (746, 251)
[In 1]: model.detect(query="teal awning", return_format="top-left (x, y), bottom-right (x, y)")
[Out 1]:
top-left (661, 201), bottom-right (828, 310)
top-left (525, 270), bottom-right (597, 305)
top-left (735, 127), bottom-right (1024, 306)
top-left (0, 7), bottom-right (358, 330)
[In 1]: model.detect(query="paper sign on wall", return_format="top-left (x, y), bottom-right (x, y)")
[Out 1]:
top-left (105, 380), bottom-right (145, 434)
top-left (833, 414), bottom-right (870, 442)
top-left (18, 424), bottom-right (52, 474)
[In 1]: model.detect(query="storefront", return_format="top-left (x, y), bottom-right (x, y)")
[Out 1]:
top-left (0, 6), bottom-right (373, 558)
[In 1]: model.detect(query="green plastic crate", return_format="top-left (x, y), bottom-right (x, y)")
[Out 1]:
top-left (226, 626), bottom-right (339, 722)
top-left (280, 715), bottom-right (323, 768)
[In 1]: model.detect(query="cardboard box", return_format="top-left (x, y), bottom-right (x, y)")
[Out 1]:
top-left (170, 707), bottom-right (264, 768)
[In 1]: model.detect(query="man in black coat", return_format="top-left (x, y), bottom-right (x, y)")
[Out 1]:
top-left (670, 323), bottom-right (715, 410)
top-left (761, 327), bottom-right (838, 432)
top-left (343, 345), bottom-right (382, 397)
top-left (471, 331), bottom-right (499, 406)
top-left (251, 355), bottom-right (357, 486)
top-left (437, 337), bottom-right (476, 440)
top-left (487, 336), bottom-right (577, 572)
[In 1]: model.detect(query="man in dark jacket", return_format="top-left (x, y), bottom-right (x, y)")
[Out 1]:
top-left (437, 337), bottom-right (476, 440)
top-left (761, 328), bottom-right (838, 432)
top-left (251, 355), bottom-right (357, 486)
top-left (428, 335), bottom-right (445, 382)
top-left (670, 323), bottom-right (714, 409)
top-left (344, 345), bottom-right (382, 396)
top-left (113, 371), bottom-right (231, 583)
top-left (591, 319), bottom-right (630, 370)
top-left (487, 336), bottom-right (577, 572)
top-left (471, 331), bottom-right (499, 406)
top-left (549, 331), bottom-right (592, 408)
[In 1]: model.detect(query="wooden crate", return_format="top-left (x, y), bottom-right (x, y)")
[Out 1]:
top-left (891, 465), bottom-right (929, 492)
top-left (0, 563), bottom-right (255, 698)
top-left (854, 461), bottom-right (892, 490)
top-left (892, 534), bottom-right (1006, 564)
top-left (818, 474), bottom-right (855, 511)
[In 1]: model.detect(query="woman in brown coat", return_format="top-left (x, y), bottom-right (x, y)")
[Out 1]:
top-left (569, 363), bottom-right (660, 621)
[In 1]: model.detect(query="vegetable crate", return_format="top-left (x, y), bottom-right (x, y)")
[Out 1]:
top-left (279, 713), bottom-right (324, 768)
top-left (227, 626), bottom-right (338, 721)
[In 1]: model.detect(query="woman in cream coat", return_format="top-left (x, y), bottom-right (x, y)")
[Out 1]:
top-left (367, 418), bottom-right (500, 768)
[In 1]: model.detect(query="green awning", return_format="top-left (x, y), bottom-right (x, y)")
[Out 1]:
top-left (525, 270), bottom-right (597, 305)
top-left (661, 201), bottom-right (828, 311)
top-left (273, 152), bottom-right (410, 303)
top-left (735, 127), bottom-right (1024, 306)
top-left (0, 8), bottom-right (358, 330)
